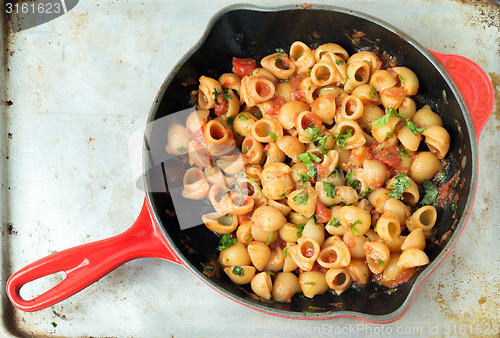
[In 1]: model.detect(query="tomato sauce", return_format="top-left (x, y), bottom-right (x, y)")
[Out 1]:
top-left (214, 99), bottom-right (228, 117)
top-left (232, 57), bottom-right (257, 77)
top-left (373, 144), bottom-right (408, 177)
top-left (315, 200), bottom-right (331, 223)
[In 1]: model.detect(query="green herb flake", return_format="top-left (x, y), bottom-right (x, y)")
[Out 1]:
top-left (296, 224), bottom-right (305, 238)
top-left (269, 132), bottom-right (278, 141)
top-left (293, 191), bottom-right (310, 206)
top-left (308, 305), bottom-right (324, 310)
top-left (335, 127), bottom-right (353, 148)
top-left (217, 234), bottom-right (237, 251)
top-left (377, 258), bottom-right (386, 267)
top-left (245, 234), bottom-right (251, 242)
top-left (275, 56), bottom-right (283, 64)
top-left (254, 111), bottom-right (263, 119)
top-left (305, 124), bottom-right (322, 142)
top-left (442, 90), bottom-right (447, 99)
top-left (329, 217), bottom-right (341, 228)
top-left (369, 87), bottom-right (377, 99)
top-left (399, 146), bottom-right (411, 158)
top-left (212, 88), bottom-right (220, 105)
top-left (265, 232), bottom-right (273, 245)
top-left (397, 73), bottom-right (404, 85)
top-left (297, 151), bottom-right (321, 164)
top-left (303, 281), bottom-right (315, 285)
top-left (177, 146), bottom-right (187, 153)
top-left (387, 173), bottom-right (411, 200)
top-left (451, 203), bottom-right (457, 211)
top-left (349, 219), bottom-right (362, 235)
top-left (284, 247), bottom-right (289, 258)
top-left (232, 265), bottom-right (244, 276)
top-left (360, 188), bottom-right (373, 198)
top-left (51, 322), bottom-right (57, 328)
top-left (406, 119), bottom-right (427, 134)
top-left (324, 182), bottom-right (336, 198)
top-left (223, 89), bottom-right (232, 101)
top-left (266, 270), bottom-right (275, 276)
top-left (303, 311), bottom-right (312, 317)
top-left (420, 179), bottom-right (439, 205)
top-left (239, 114), bottom-right (250, 121)
top-left (278, 192), bottom-right (287, 198)
top-left (371, 107), bottom-right (404, 128)
top-left (226, 114), bottom-right (236, 127)
top-left (200, 262), bottom-right (215, 272)
top-left (335, 59), bottom-right (344, 66)
top-left (308, 242), bottom-right (313, 248)
top-left (275, 48), bottom-right (287, 53)
top-left (346, 171), bottom-right (360, 189)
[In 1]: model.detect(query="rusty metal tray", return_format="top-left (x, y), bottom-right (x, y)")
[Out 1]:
top-left (1, 0), bottom-right (498, 336)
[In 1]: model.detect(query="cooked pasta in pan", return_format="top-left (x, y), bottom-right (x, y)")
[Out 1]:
top-left (165, 41), bottom-right (451, 302)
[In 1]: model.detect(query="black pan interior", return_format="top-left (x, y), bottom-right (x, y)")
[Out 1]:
top-left (144, 5), bottom-right (474, 317)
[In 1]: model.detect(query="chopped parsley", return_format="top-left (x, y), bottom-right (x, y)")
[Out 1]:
top-left (442, 90), bottom-right (447, 99)
top-left (329, 217), bottom-right (341, 228)
top-left (275, 56), bottom-right (283, 63)
top-left (371, 107), bottom-right (404, 128)
top-left (349, 219), bottom-right (362, 235)
top-left (451, 203), bottom-right (457, 211)
top-left (275, 48), bottom-right (286, 53)
top-left (303, 281), bottom-right (315, 285)
top-left (369, 87), bottom-right (377, 99)
top-left (266, 270), bottom-right (275, 276)
top-left (335, 127), bottom-right (353, 148)
top-left (297, 151), bottom-right (322, 164)
top-left (307, 242), bottom-right (314, 249)
top-left (200, 262), bottom-right (215, 272)
top-left (212, 88), bottom-right (221, 105)
top-left (377, 258), bottom-right (386, 267)
top-left (420, 179), bottom-right (439, 205)
top-left (397, 73), bottom-right (404, 85)
top-left (324, 183), bottom-right (336, 198)
top-left (254, 111), bottom-right (263, 119)
top-left (360, 188), bottom-right (373, 198)
top-left (293, 191), bottom-right (310, 206)
top-left (346, 172), bottom-right (360, 189)
top-left (245, 234), bottom-right (251, 242)
top-left (303, 311), bottom-right (312, 317)
top-left (226, 114), bottom-right (236, 126)
top-left (399, 146), bottom-right (411, 158)
top-left (284, 247), bottom-right (289, 258)
top-left (304, 124), bottom-right (322, 142)
top-left (177, 146), bottom-right (187, 153)
top-left (316, 134), bottom-right (331, 153)
top-left (296, 224), bottom-right (305, 238)
top-left (406, 119), bottom-right (427, 134)
top-left (278, 192), bottom-right (287, 198)
top-left (265, 232), bottom-right (273, 245)
top-left (223, 88), bottom-right (232, 100)
top-left (269, 132), bottom-right (278, 141)
top-left (232, 265), bottom-right (244, 276)
top-left (51, 322), bottom-right (57, 328)
top-left (387, 173), bottom-right (411, 200)
top-left (217, 234), bottom-right (237, 251)
top-left (239, 114), bottom-right (250, 121)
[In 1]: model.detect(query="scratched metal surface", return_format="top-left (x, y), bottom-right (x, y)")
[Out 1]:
top-left (0, 0), bottom-right (498, 337)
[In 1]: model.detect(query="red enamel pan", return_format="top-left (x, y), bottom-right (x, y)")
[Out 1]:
top-left (6, 4), bottom-right (494, 321)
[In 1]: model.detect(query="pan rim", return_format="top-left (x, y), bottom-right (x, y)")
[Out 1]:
top-left (143, 3), bottom-right (478, 321)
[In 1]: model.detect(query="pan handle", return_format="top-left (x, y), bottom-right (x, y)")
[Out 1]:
top-left (429, 50), bottom-right (495, 143)
top-left (6, 198), bottom-right (182, 312)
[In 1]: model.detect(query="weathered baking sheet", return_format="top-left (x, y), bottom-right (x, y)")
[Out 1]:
top-left (1, 0), bottom-right (498, 336)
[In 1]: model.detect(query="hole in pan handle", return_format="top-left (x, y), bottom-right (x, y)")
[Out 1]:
top-left (429, 49), bottom-right (494, 143)
top-left (6, 198), bottom-right (182, 312)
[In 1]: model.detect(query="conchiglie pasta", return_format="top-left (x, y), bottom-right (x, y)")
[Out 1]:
top-left (178, 40), bottom-right (452, 302)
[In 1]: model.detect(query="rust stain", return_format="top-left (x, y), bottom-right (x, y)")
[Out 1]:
top-left (451, 0), bottom-right (500, 28)
top-left (489, 72), bottom-right (500, 122)
top-left (70, 11), bottom-right (89, 35)
top-left (88, 137), bottom-right (95, 150)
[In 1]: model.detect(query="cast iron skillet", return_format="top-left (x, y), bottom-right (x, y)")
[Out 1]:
top-left (6, 4), bottom-right (494, 322)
